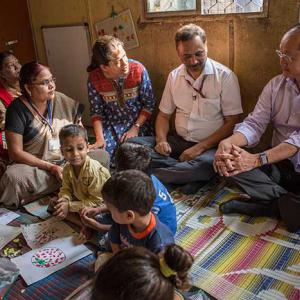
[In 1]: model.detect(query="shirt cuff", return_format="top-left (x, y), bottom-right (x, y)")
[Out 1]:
top-left (284, 133), bottom-right (300, 149)
top-left (234, 124), bottom-right (259, 147)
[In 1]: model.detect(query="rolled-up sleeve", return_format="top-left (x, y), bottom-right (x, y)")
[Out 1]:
top-left (284, 130), bottom-right (300, 148)
top-left (284, 131), bottom-right (300, 172)
top-left (234, 82), bottom-right (273, 147)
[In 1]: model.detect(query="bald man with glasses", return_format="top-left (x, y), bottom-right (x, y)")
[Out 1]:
top-left (129, 24), bottom-right (242, 194)
top-left (214, 24), bottom-right (300, 232)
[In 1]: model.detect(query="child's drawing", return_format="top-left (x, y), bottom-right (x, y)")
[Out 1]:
top-left (12, 236), bottom-right (93, 285)
top-left (31, 247), bottom-right (66, 268)
top-left (21, 217), bottom-right (76, 249)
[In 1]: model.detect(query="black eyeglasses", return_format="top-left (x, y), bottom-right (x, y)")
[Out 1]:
top-left (32, 77), bottom-right (56, 86)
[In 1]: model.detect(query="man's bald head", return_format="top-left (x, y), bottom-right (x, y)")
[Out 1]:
top-left (282, 24), bottom-right (300, 49)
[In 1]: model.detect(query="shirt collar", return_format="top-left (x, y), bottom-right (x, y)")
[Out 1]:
top-left (179, 57), bottom-right (214, 79)
top-left (128, 212), bottom-right (156, 239)
top-left (285, 76), bottom-right (300, 94)
top-left (70, 155), bottom-right (90, 179)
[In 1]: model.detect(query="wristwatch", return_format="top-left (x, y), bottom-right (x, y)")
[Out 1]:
top-left (133, 122), bottom-right (141, 128)
top-left (259, 152), bottom-right (269, 166)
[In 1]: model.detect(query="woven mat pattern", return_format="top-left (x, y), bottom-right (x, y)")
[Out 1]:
top-left (174, 180), bottom-right (300, 300)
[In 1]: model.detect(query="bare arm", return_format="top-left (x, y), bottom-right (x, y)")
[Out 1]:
top-left (6, 131), bottom-right (62, 180)
top-left (90, 119), bottom-right (106, 149)
top-left (265, 142), bottom-right (298, 165)
top-left (154, 111), bottom-right (172, 156)
top-left (6, 131), bottom-right (52, 170)
top-left (155, 111), bottom-right (171, 143)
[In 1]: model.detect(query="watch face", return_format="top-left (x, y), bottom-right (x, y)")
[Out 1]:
top-left (260, 152), bottom-right (268, 165)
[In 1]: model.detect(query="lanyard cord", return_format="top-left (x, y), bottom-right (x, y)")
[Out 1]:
top-left (27, 98), bottom-right (54, 133)
top-left (185, 75), bottom-right (207, 98)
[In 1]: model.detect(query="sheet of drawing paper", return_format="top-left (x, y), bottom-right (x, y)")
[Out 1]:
top-left (21, 217), bottom-right (76, 249)
top-left (24, 198), bottom-right (51, 220)
top-left (11, 236), bottom-right (92, 285)
top-left (0, 225), bottom-right (22, 249)
top-left (0, 209), bottom-right (19, 225)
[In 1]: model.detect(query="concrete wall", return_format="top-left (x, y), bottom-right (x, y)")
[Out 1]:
top-left (28, 0), bottom-right (299, 142)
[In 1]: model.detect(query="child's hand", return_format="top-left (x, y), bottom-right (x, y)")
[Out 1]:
top-left (54, 198), bottom-right (69, 219)
top-left (80, 207), bottom-right (100, 219)
top-left (80, 211), bottom-right (95, 227)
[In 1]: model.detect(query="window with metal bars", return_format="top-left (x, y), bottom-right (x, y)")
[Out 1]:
top-left (142, 0), bottom-right (267, 20)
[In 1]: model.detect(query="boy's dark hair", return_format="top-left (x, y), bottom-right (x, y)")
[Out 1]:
top-left (102, 170), bottom-right (155, 216)
top-left (91, 244), bottom-right (194, 300)
top-left (115, 142), bottom-right (151, 173)
top-left (59, 124), bottom-right (88, 145)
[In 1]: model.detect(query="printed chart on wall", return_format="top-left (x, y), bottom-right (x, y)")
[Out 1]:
top-left (95, 9), bottom-right (139, 50)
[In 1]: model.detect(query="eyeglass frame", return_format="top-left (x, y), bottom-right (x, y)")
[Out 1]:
top-left (275, 50), bottom-right (294, 64)
top-left (32, 77), bottom-right (56, 87)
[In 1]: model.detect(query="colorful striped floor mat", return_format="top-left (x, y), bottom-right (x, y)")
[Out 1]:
top-left (174, 179), bottom-right (300, 300)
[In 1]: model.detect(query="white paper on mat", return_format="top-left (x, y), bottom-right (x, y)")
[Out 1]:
top-left (21, 217), bottom-right (77, 249)
top-left (0, 208), bottom-right (19, 225)
top-left (11, 236), bottom-right (92, 285)
top-left (0, 225), bottom-right (22, 250)
top-left (24, 198), bottom-right (51, 220)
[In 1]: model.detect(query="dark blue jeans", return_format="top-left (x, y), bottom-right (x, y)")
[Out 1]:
top-left (128, 135), bottom-right (216, 185)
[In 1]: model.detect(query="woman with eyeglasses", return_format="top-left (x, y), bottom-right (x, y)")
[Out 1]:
top-left (87, 36), bottom-right (155, 165)
top-left (0, 61), bottom-right (104, 207)
top-left (0, 51), bottom-right (21, 174)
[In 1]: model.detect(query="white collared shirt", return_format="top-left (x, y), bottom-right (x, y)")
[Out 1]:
top-left (159, 58), bottom-right (243, 142)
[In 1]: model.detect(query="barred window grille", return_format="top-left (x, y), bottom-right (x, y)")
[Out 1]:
top-left (201, 0), bottom-right (263, 15)
top-left (147, 0), bottom-right (197, 13)
top-left (145, 0), bottom-right (264, 15)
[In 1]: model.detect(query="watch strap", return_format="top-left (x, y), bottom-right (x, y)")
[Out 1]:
top-left (259, 152), bottom-right (269, 166)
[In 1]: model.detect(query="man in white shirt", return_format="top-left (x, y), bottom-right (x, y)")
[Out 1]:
top-left (129, 24), bottom-right (243, 193)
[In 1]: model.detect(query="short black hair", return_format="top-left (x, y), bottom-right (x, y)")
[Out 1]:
top-left (102, 170), bottom-right (156, 216)
top-left (175, 24), bottom-right (206, 47)
top-left (59, 124), bottom-right (88, 145)
top-left (115, 142), bottom-right (151, 173)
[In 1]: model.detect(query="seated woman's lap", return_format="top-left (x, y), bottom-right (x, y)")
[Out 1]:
top-left (0, 163), bottom-right (60, 207)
